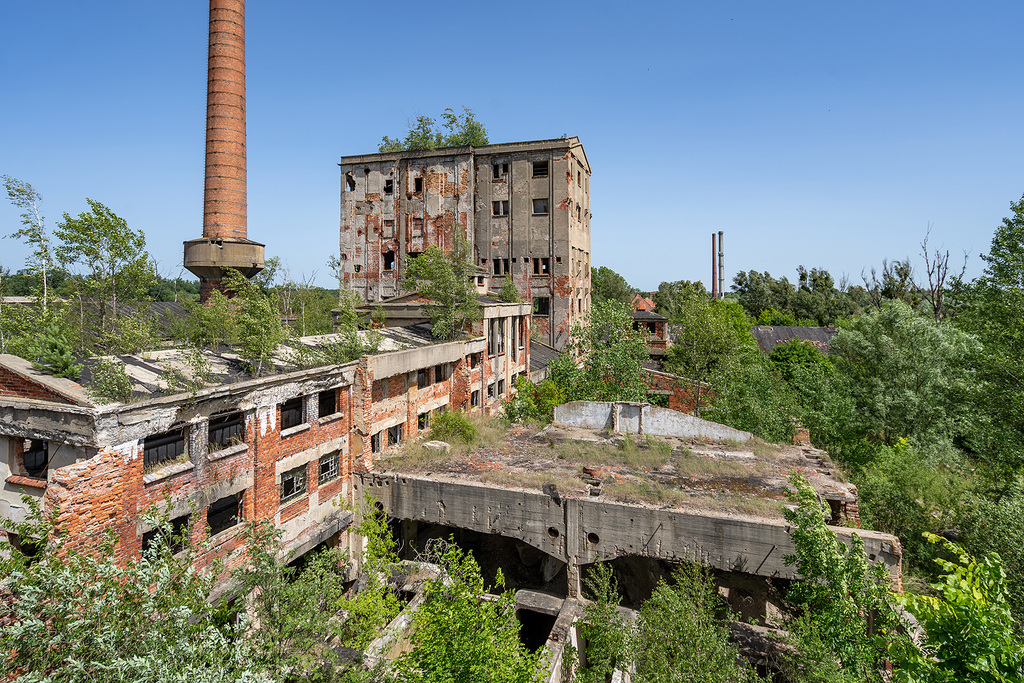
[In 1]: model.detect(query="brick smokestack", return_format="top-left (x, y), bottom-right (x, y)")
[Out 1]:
top-left (718, 230), bottom-right (725, 300)
top-left (184, 0), bottom-right (264, 301)
top-left (711, 233), bottom-right (718, 299)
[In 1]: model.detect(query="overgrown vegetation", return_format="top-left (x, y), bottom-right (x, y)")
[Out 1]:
top-left (403, 231), bottom-right (480, 340)
top-left (378, 107), bottom-right (488, 153)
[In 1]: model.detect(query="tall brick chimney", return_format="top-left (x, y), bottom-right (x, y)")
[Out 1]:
top-left (711, 233), bottom-right (718, 299)
top-left (184, 0), bottom-right (264, 301)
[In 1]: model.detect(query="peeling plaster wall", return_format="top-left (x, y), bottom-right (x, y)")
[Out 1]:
top-left (554, 401), bottom-right (752, 442)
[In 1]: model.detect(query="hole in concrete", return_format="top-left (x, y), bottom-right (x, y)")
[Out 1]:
top-left (517, 608), bottom-right (558, 652)
top-left (587, 532), bottom-right (600, 545)
top-left (374, 501), bottom-right (385, 513)
top-left (547, 527), bottom-right (559, 539)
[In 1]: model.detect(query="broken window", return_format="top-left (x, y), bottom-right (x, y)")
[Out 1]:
top-left (492, 162), bottom-right (509, 179)
top-left (533, 297), bottom-right (550, 315)
top-left (417, 368), bottom-right (429, 389)
top-left (407, 251), bottom-right (422, 262)
top-left (142, 514), bottom-right (190, 554)
top-left (532, 258), bottom-right (550, 276)
top-left (209, 411), bottom-right (245, 452)
top-left (208, 492), bottom-right (242, 536)
top-left (412, 217), bottom-right (423, 235)
top-left (371, 431), bottom-right (382, 453)
top-left (532, 160), bottom-right (548, 178)
top-left (413, 177), bottom-right (423, 193)
top-left (383, 178), bottom-right (394, 194)
top-left (470, 352), bottom-right (481, 368)
top-left (434, 364), bottom-right (449, 382)
top-left (319, 451), bottom-right (340, 484)
top-left (532, 198), bottom-right (549, 215)
top-left (383, 250), bottom-right (396, 271)
top-left (143, 428), bottom-right (186, 471)
top-left (281, 396), bottom-right (305, 431)
top-left (471, 390), bottom-right (481, 407)
top-left (318, 389), bottom-right (338, 419)
top-left (492, 200), bottom-right (509, 217)
top-left (280, 465), bottom-right (307, 504)
top-left (346, 173), bottom-right (355, 191)
top-left (418, 412), bottom-right (430, 430)
top-left (22, 439), bottom-right (48, 478)
top-left (487, 383), bottom-right (495, 398)
top-left (387, 424), bottom-right (403, 447)
top-left (576, 205), bottom-right (581, 221)
top-left (497, 379), bottom-right (505, 396)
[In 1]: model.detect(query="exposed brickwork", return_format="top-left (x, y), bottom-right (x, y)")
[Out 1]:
top-left (644, 369), bottom-right (707, 414)
top-left (0, 366), bottom-right (75, 404)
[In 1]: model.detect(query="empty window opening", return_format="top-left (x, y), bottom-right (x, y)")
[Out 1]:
top-left (434, 364), bottom-right (449, 382)
top-left (577, 170), bottom-right (582, 186)
top-left (576, 205), bottom-right (582, 221)
top-left (471, 390), bottom-right (481, 407)
top-left (281, 396), bottom-right (305, 431)
top-left (497, 379), bottom-right (505, 396)
top-left (280, 465), bottom-right (307, 504)
top-left (532, 258), bottom-right (550, 276)
top-left (142, 514), bottom-right (190, 555)
top-left (383, 250), bottom-right (396, 271)
top-left (417, 368), bottom-right (429, 389)
top-left (345, 173), bottom-right (355, 191)
top-left (209, 411), bottom-right (245, 451)
top-left (487, 383), bottom-right (495, 398)
top-left (533, 297), bottom-right (550, 315)
top-left (418, 412), bottom-right (430, 430)
top-left (492, 162), bottom-right (509, 179)
top-left (383, 178), bottom-right (394, 194)
top-left (413, 177), bottom-right (423, 193)
top-left (21, 439), bottom-right (48, 478)
top-left (319, 451), bottom-right (340, 484)
top-left (354, 264), bottom-right (362, 273)
top-left (407, 251), bottom-right (422, 262)
top-left (371, 431), bottom-right (382, 453)
top-left (387, 424), bottom-right (403, 447)
top-left (318, 389), bottom-right (338, 419)
top-left (470, 352), bottom-right (481, 368)
top-left (374, 378), bottom-right (389, 401)
top-left (532, 160), bottom-right (548, 178)
top-left (493, 258), bottom-right (510, 276)
top-left (208, 492), bottom-right (242, 536)
top-left (532, 198), bottom-right (549, 215)
top-left (143, 428), bottom-right (186, 471)
top-left (492, 200), bottom-right (509, 217)
top-left (517, 608), bottom-right (559, 653)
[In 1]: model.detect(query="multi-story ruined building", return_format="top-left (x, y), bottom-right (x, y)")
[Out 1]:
top-left (338, 138), bottom-right (592, 350)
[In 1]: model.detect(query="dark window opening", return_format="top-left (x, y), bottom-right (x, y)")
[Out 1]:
top-left (497, 379), bottom-right (505, 396)
top-left (533, 297), bottom-right (550, 315)
top-left (209, 411), bottom-right (245, 451)
top-left (23, 439), bottom-right (48, 478)
top-left (9, 533), bottom-right (42, 560)
top-left (407, 251), bottom-right (422, 262)
top-left (383, 178), bottom-right (394, 194)
top-left (417, 368), bottom-right (429, 389)
top-left (281, 396), bottom-right (305, 430)
top-left (470, 353), bottom-right (481, 368)
top-left (434, 364), bottom-right (449, 382)
top-left (576, 205), bottom-right (582, 221)
top-left (532, 258), bottom-right (550, 276)
top-left (319, 451), bottom-right (340, 484)
top-left (208, 493), bottom-right (242, 536)
top-left (487, 383), bottom-right (495, 398)
top-left (492, 200), bottom-right (509, 216)
top-left (492, 162), bottom-right (509, 179)
top-left (471, 390), bottom-right (481, 407)
top-left (577, 170), bottom-right (582, 187)
top-left (383, 250), bottom-right (396, 271)
top-left (143, 428), bottom-right (186, 471)
top-left (318, 389), bottom-right (338, 419)
top-left (414, 177), bottom-right (423, 193)
top-left (142, 514), bottom-right (190, 554)
top-left (371, 432), bottom-right (382, 453)
top-left (280, 465), bottom-right (307, 504)
top-left (532, 160), bottom-right (548, 178)
top-left (345, 173), bottom-right (355, 191)
top-left (532, 198), bottom-right (549, 215)
top-left (418, 412), bottom-right (430, 430)
top-left (387, 424), bottom-right (403, 447)
top-left (354, 264), bottom-right (362, 273)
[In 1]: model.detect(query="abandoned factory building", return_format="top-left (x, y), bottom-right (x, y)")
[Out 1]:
top-left (338, 137), bottom-right (592, 351)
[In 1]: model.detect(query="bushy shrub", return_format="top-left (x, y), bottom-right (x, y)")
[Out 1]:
top-left (430, 410), bottom-right (478, 443)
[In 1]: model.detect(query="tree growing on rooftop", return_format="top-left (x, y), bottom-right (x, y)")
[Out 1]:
top-left (223, 268), bottom-right (287, 376)
top-left (591, 265), bottom-right (640, 305)
top-left (2, 176), bottom-right (54, 312)
top-left (403, 231), bottom-right (480, 340)
top-left (378, 107), bottom-right (488, 152)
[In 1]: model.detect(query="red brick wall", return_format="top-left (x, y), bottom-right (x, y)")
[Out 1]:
top-left (0, 366), bottom-right (74, 404)
top-left (644, 370), bottom-right (707, 414)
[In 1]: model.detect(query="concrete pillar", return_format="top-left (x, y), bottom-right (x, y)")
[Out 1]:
top-left (564, 498), bottom-right (582, 598)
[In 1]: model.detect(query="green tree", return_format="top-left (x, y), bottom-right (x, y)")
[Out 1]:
top-left (591, 265), bottom-right (640, 305)
top-left (497, 273), bottom-right (521, 303)
top-left (893, 534), bottom-right (1024, 683)
top-left (223, 268), bottom-right (287, 376)
top-left (652, 279), bottom-right (707, 320)
top-left (549, 299), bottom-right (649, 402)
top-left (403, 232), bottom-right (480, 340)
top-left (379, 107), bottom-right (488, 152)
top-left (3, 176), bottom-right (54, 312)
top-left (27, 320), bottom-right (81, 379)
top-left (54, 199), bottom-right (155, 350)
top-left (0, 501), bottom-right (267, 682)
top-left (393, 542), bottom-right (544, 683)
top-left (704, 347), bottom-right (795, 441)
top-left (567, 563), bottom-right (630, 683)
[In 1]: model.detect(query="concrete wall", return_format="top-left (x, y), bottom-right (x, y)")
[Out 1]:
top-left (357, 472), bottom-right (902, 598)
top-left (554, 401), bottom-right (751, 442)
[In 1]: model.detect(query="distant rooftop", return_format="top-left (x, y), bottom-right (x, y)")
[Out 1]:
top-left (750, 326), bottom-right (836, 354)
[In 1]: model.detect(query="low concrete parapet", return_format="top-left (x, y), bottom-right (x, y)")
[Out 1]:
top-left (553, 401), bottom-right (752, 443)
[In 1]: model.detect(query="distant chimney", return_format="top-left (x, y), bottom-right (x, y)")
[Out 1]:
top-left (718, 231), bottom-right (725, 300)
top-left (711, 233), bottom-right (718, 299)
top-left (184, 0), bottom-right (264, 301)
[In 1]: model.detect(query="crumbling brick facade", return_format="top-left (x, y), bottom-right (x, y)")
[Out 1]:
top-left (339, 138), bottom-right (591, 351)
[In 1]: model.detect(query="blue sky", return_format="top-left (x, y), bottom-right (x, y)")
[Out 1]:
top-left (2, 1), bottom-right (1022, 292)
